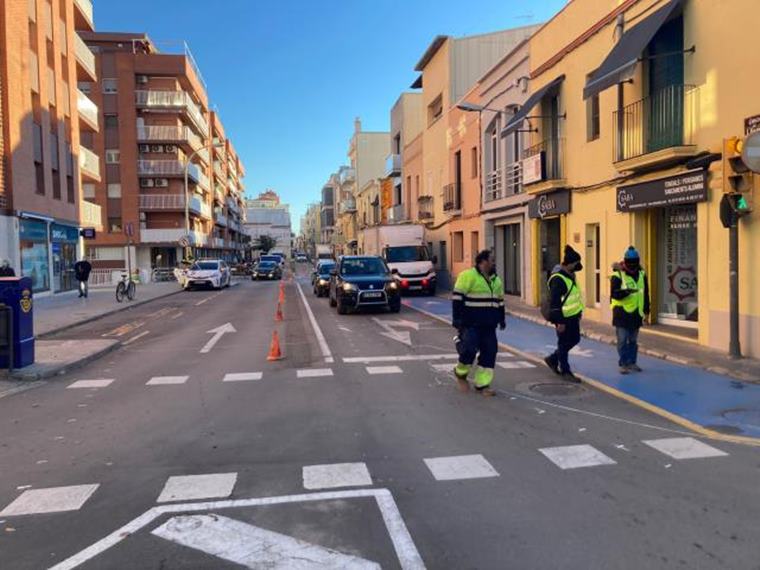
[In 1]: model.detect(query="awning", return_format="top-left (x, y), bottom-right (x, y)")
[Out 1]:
top-left (583, 0), bottom-right (683, 99)
top-left (501, 75), bottom-right (565, 136)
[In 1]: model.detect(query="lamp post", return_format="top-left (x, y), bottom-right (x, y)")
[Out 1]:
top-left (184, 141), bottom-right (224, 262)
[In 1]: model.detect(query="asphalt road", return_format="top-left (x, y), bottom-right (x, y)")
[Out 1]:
top-left (0, 268), bottom-right (758, 569)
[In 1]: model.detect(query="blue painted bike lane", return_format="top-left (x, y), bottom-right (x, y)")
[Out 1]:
top-left (403, 296), bottom-right (760, 441)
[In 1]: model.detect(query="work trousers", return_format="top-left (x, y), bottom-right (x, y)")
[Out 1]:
top-left (616, 326), bottom-right (640, 367)
top-left (78, 279), bottom-right (89, 298)
top-left (456, 326), bottom-right (498, 388)
top-left (552, 317), bottom-right (581, 374)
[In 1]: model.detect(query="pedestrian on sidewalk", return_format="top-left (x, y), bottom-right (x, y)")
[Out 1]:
top-left (0, 260), bottom-right (15, 277)
top-left (74, 258), bottom-right (92, 298)
top-left (451, 250), bottom-right (506, 397)
top-left (610, 246), bottom-right (650, 374)
top-left (544, 245), bottom-right (584, 383)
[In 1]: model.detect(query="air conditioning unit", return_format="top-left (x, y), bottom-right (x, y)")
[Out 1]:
top-left (140, 178), bottom-right (155, 188)
top-left (137, 75), bottom-right (149, 84)
top-left (155, 178), bottom-right (169, 187)
top-left (164, 144), bottom-right (176, 153)
top-left (138, 144), bottom-right (151, 153)
top-left (150, 144), bottom-right (163, 153)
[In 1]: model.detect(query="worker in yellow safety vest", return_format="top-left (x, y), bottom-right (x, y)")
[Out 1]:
top-left (610, 246), bottom-right (650, 374)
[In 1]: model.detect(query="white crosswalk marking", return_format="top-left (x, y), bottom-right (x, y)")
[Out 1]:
top-left (366, 365), bottom-right (403, 375)
top-left (146, 376), bottom-right (189, 386)
top-left (424, 454), bottom-right (500, 481)
top-left (497, 361), bottom-right (536, 369)
top-left (431, 363), bottom-right (456, 372)
top-left (0, 484), bottom-right (99, 516)
top-left (302, 462), bottom-right (372, 490)
top-left (157, 473), bottom-right (238, 503)
top-left (296, 368), bottom-right (333, 378)
top-left (539, 444), bottom-right (617, 470)
top-left (67, 379), bottom-right (114, 389)
top-left (223, 372), bottom-right (262, 382)
top-left (642, 437), bottom-right (728, 460)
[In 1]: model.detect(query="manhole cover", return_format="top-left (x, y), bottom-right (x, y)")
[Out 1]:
top-left (720, 409), bottom-right (760, 429)
top-left (529, 382), bottom-right (585, 397)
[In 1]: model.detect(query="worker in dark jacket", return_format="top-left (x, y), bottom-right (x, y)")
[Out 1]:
top-left (74, 258), bottom-right (92, 298)
top-left (610, 246), bottom-right (650, 374)
top-left (0, 260), bottom-right (15, 277)
top-left (451, 250), bottom-right (506, 396)
top-left (544, 245), bottom-right (584, 382)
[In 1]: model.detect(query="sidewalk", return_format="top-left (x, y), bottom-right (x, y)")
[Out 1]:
top-left (403, 296), bottom-right (760, 443)
top-left (34, 282), bottom-right (183, 337)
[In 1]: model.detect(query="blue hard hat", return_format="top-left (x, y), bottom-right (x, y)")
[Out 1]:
top-left (624, 246), bottom-right (639, 260)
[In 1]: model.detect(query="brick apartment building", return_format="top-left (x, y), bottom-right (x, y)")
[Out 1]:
top-left (0, 0), bottom-right (103, 295)
top-left (77, 31), bottom-right (247, 280)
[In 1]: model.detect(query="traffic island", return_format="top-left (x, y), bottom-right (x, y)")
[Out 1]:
top-left (1, 339), bottom-right (120, 382)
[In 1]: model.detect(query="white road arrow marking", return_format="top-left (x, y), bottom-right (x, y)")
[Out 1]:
top-left (373, 318), bottom-right (413, 346)
top-left (200, 323), bottom-right (236, 354)
top-left (383, 319), bottom-right (420, 331)
top-left (152, 514), bottom-right (380, 569)
top-left (543, 344), bottom-right (594, 358)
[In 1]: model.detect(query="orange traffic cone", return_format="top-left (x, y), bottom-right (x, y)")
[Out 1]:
top-left (274, 302), bottom-right (283, 322)
top-left (267, 330), bottom-right (283, 361)
top-left (278, 287), bottom-right (285, 304)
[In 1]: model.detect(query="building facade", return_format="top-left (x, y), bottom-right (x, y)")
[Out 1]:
top-left (387, 93), bottom-right (423, 224)
top-left (320, 173), bottom-right (337, 246)
top-left (0, 0), bottom-right (103, 295)
top-left (244, 190), bottom-right (291, 258)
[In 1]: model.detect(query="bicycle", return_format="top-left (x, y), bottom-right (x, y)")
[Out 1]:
top-left (115, 272), bottom-right (136, 303)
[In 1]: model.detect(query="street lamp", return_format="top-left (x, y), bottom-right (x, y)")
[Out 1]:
top-left (184, 140), bottom-right (224, 262)
top-left (456, 102), bottom-right (504, 115)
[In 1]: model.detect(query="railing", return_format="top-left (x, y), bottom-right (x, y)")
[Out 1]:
top-left (442, 183), bottom-right (461, 212)
top-left (136, 126), bottom-right (203, 150)
top-left (227, 197), bottom-right (238, 213)
top-left (215, 212), bottom-right (228, 227)
top-left (213, 237), bottom-right (225, 248)
top-left (195, 169), bottom-right (210, 191)
top-left (79, 146), bottom-right (100, 180)
top-left (199, 200), bottom-right (212, 219)
top-left (387, 204), bottom-right (407, 223)
top-left (89, 269), bottom-right (121, 287)
top-left (523, 137), bottom-right (565, 181)
top-left (73, 0), bottom-right (94, 29)
top-left (385, 154), bottom-right (402, 176)
top-left (134, 90), bottom-right (209, 138)
top-left (485, 163), bottom-right (523, 201)
top-left (339, 167), bottom-right (356, 185)
top-left (339, 198), bottom-right (356, 214)
top-left (214, 161), bottom-right (225, 179)
top-left (137, 160), bottom-right (199, 180)
top-left (76, 89), bottom-right (98, 130)
top-left (139, 194), bottom-right (186, 210)
top-left (504, 162), bottom-right (522, 195)
top-left (484, 169), bottom-right (503, 202)
top-left (197, 146), bottom-right (210, 165)
top-left (80, 200), bottom-right (102, 229)
top-left (74, 33), bottom-right (96, 79)
top-left (215, 186), bottom-right (225, 203)
top-left (417, 195), bottom-right (434, 220)
top-left (140, 228), bottom-right (187, 243)
top-left (613, 84), bottom-right (696, 163)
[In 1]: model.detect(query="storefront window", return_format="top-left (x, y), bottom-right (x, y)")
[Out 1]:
top-left (658, 205), bottom-right (698, 324)
top-left (19, 219), bottom-right (50, 293)
top-left (51, 223), bottom-right (79, 293)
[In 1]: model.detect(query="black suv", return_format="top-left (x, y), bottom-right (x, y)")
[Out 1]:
top-left (329, 256), bottom-right (401, 314)
top-left (312, 260), bottom-right (335, 297)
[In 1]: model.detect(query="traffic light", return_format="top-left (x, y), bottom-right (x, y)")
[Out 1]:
top-left (723, 137), bottom-right (754, 214)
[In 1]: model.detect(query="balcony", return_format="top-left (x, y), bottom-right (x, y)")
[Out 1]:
top-left (134, 90), bottom-right (209, 137)
top-left (613, 84), bottom-right (697, 172)
top-left (485, 162), bottom-right (523, 202)
top-left (387, 204), bottom-right (407, 223)
top-left (385, 154), bottom-right (402, 177)
top-left (417, 195), bottom-right (434, 220)
top-left (522, 137), bottom-right (565, 194)
top-left (80, 200), bottom-right (102, 230)
top-left (339, 198), bottom-right (356, 215)
top-left (215, 212), bottom-right (228, 227)
top-left (76, 89), bottom-right (98, 132)
top-left (197, 146), bottom-right (210, 165)
top-left (74, 34), bottom-right (96, 81)
top-left (214, 186), bottom-right (225, 204)
top-left (139, 194), bottom-right (186, 210)
top-left (339, 167), bottom-right (356, 185)
top-left (213, 161), bottom-right (225, 180)
top-left (212, 237), bottom-right (225, 248)
top-left (484, 170), bottom-right (503, 202)
top-left (226, 197), bottom-right (238, 212)
top-left (137, 160), bottom-right (200, 181)
top-left (196, 169), bottom-right (210, 191)
top-left (139, 228), bottom-right (208, 246)
top-left (442, 183), bottom-right (462, 212)
top-left (79, 146), bottom-right (100, 181)
top-left (136, 125), bottom-right (203, 152)
top-left (73, 0), bottom-right (94, 31)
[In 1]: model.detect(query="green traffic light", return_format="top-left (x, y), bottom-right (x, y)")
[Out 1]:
top-left (736, 195), bottom-right (750, 212)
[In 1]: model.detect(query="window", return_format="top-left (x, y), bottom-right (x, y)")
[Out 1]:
top-left (104, 114), bottom-right (118, 128)
top-left (470, 146), bottom-right (478, 178)
top-left (107, 183), bottom-right (122, 198)
top-left (35, 162), bottom-right (45, 195)
top-left (78, 81), bottom-right (92, 94)
top-left (108, 217), bottom-right (123, 233)
top-left (49, 132), bottom-right (59, 170)
top-left (427, 94), bottom-right (443, 126)
top-left (470, 231), bottom-right (479, 264)
top-left (105, 149), bottom-right (120, 164)
top-left (102, 78), bottom-right (118, 94)
top-left (585, 224), bottom-right (601, 306)
top-left (452, 231), bottom-right (464, 263)
top-left (47, 66), bottom-right (56, 105)
top-left (52, 170), bottom-right (61, 199)
top-left (66, 175), bottom-right (74, 203)
top-left (82, 183), bottom-right (96, 199)
top-left (29, 51), bottom-right (39, 93)
top-left (586, 76), bottom-right (600, 142)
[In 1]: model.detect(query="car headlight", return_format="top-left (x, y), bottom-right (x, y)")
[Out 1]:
top-left (318, 279), bottom-right (328, 285)
top-left (387, 281), bottom-right (398, 290)
top-left (342, 282), bottom-right (355, 292)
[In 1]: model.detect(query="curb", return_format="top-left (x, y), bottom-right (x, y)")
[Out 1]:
top-left (5, 340), bottom-right (121, 382)
top-left (405, 301), bottom-right (760, 448)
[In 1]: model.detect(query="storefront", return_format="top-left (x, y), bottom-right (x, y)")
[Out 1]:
top-left (19, 218), bottom-right (50, 293)
top-left (529, 189), bottom-right (571, 301)
top-left (51, 223), bottom-right (79, 293)
top-left (616, 170), bottom-right (707, 328)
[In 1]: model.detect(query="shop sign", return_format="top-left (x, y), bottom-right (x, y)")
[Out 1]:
top-left (19, 219), bottom-right (48, 242)
top-left (522, 152), bottom-right (544, 185)
top-left (528, 189), bottom-right (571, 219)
top-left (616, 170), bottom-right (707, 212)
top-left (51, 223), bottom-right (79, 242)
top-left (744, 114), bottom-right (760, 135)
top-left (80, 228), bottom-right (97, 239)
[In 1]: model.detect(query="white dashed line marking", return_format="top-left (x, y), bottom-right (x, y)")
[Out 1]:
top-left (222, 372), bottom-right (262, 382)
top-left (0, 484), bottom-right (99, 516)
top-left (146, 376), bottom-right (189, 386)
top-left (366, 366), bottom-right (403, 375)
top-left (642, 437), bottom-right (728, 460)
top-left (424, 455), bottom-right (500, 481)
top-left (497, 361), bottom-right (536, 369)
top-left (296, 368), bottom-right (333, 378)
top-left (539, 444), bottom-right (617, 470)
top-left (302, 462), bottom-right (372, 490)
top-left (157, 473), bottom-right (238, 503)
top-left (67, 379), bottom-right (114, 389)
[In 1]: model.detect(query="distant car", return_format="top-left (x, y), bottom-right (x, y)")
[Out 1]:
top-left (296, 254), bottom-right (308, 263)
top-left (184, 259), bottom-right (231, 290)
top-left (252, 260), bottom-right (282, 280)
top-left (313, 260), bottom-right (335, 297)
top-left (328, 255), bottom-right (400, 314)
top-left (259, 254), bottom-right (283, 267)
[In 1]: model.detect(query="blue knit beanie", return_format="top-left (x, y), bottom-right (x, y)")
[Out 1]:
top-left (624, 246), bottom-right (639, 260)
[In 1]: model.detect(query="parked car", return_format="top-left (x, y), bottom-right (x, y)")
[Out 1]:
top-left (328, 255), bottom-right (400, 314)
top-left (313, 260), bottom-right (335, 297)
top-left (252, 260), bottom-right (282, 280)
top-left (296, 254), bottom-right (308, 263)
top-left (184, 259), bottom-right (231, 290)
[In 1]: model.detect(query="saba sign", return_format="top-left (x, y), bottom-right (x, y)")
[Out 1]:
top-left (616, 170), bottom-right (708, 212)
top-left (528, 189), bottom-right (571, 219)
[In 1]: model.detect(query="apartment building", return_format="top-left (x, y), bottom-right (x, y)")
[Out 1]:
top-left (515, 0), bottom-right (760, 356)
top-left (413, 26), bottom-right (538, 289)
top-left (78, 32), bottom-right (245, 279)
top-left (300, 202), bottom-right (321, 258)
top-left (0, 0), bottom-right (102, 295)
top-left (387, 93), bottom-right (423, 224)
top-left (335, 165), bottom-right (356, 255)
top-left (320, 173), bottom-right (337, 245)
top-left (244, 190), bottom-right (292, 258)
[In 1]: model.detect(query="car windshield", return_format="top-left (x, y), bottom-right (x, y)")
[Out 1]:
top-left (261, 256), bottom-right (279, 262)
top-left (190, 261), bottom-right (218, 270)
top-left (318, 263), bottom-right (335, 275)
top-left (385, 246), bottom-right (429, 263)
top-left (340, 258), bottom-right (388, 276)
top-left (258, 262), bottom-right (276, 269)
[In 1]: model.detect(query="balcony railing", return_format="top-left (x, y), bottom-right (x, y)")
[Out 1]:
top-left (136, 125), bottom-right (202, 151)
top-left (73, 0), bottom-right (94, 30)
top-left (339, 198), bottom-right (356, 215)
top-left (417, 195), bottom-right (434, 220)
top-left (80, 200), bottom-right (102, 229)
top-left (213, 161), bottom-right (225, 179)
top-left (214, 186), bottom-right (225, 203)
top-left (74, 33), bottom-right (96, 80)
top-left (442, 183), bottom-right (462, 212)
top-left (196, 169), bottom-right (210, 191)
top-left (484, 169), bottom-right (503, 202)
top-left (212, 237), bottom-right (225, 248)
top-left (76, 89), bottom-right (98, 131)
top-left (137, 160), bottom-right (200, 181)
top-left (339, 167), bottom-right (356, 185)
top-left (139, 194), bottom-right (186, 210)
top-left (385, 154), bottom-right (402, 176)
top-left (485, 162), bottom-right (523, 202)
top-left (79, 146), bottom-right (100, 181)
top-left (197, 146), bottom-right (210, 165)
top-left (215, 212), bottom-right (228, 227)
top-left (140, 228), bottom-right (186, 244)
top-left (523, 137), bottom-right (565, 182)
top-left (135, 90), bottom-right (209, 138)
top-left (613, 84), bottom-right (697, 163)
top-left (387, 204), bottom-right (407, 223)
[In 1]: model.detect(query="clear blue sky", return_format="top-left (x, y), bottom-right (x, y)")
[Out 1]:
top-left (95, 0), bottom-right (566, 230)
